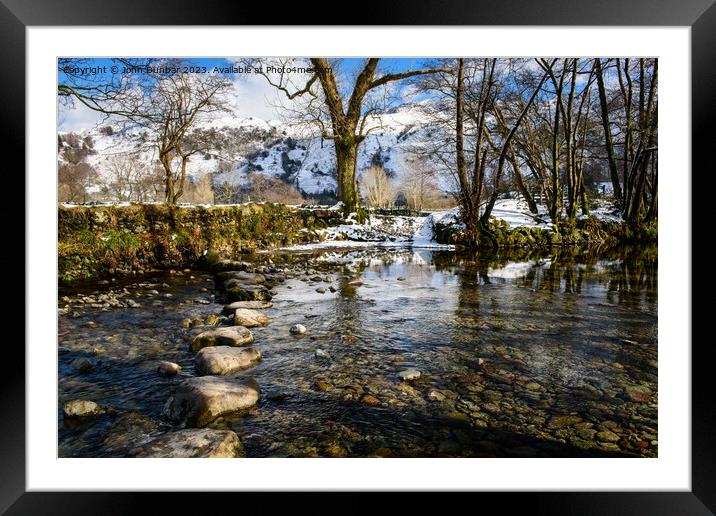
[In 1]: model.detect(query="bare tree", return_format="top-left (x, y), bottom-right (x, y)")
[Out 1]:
top-left (400, 156), bottom-right (442, 211)
top-left (360, 165), bottom-right (395, 209)
top-left (247, 58), bottom-right (447, 216)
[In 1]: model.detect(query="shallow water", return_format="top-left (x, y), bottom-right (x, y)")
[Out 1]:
top-left (58, 245), bottom-right (657, 458)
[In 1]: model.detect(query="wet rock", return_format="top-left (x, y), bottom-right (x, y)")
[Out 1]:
top-left (132, 429), bottom-right (244, 458)
top-left (329, 285), bottom-right (338, 293)
top-left (233, 308), bottom-right (269, 328)
top-left (361, 394), bottom-right (381, 406)
top-left (398, 369), bottom-right (421, 381)
top-left (225, 280), bottom-right (272, 302)
top-left (63, 399), bottom-right (104, 418)
top-left (195, 346), bottom-right (262, 375)
top-left (625, 385), bottom-right (652, 403)
top-left (205, 314), bottom-right (222, 326)
top-left (546, 415), bottom-right (582, 430)
top-left (596, 430), bottom-right (620, 443)
top-left (222, 300), bottom-right (273, 314)
top-left (182, 318), bottom-right (193, 329)
top-left (217, 271), bottom-right (266, 284)
top-left (190, 326), bottom-right (254, 352)
top-left (157, 361), bottom-right (182, 376)
top-left (71, 358), bottom-right (95, 374)
top-left (316, 287), bottom-right (327, 294)
top-left (266, 390), bottom-right (288, 402)
top-left (428, 389), bottom-right (447, 402)
top-left (163, 376), bottom-right (260, 427)
top-left (103, 412), bottom-right (162, 453)
top-left (315, 349), bottom-right (330, 359)
top-left (290, 324), bottom-right (307, 335)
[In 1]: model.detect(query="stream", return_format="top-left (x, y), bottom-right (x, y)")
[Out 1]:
top-left (58, 244), bottom-right (657, 458)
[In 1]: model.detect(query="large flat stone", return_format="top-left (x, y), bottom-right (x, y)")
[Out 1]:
top-left (195, 346), bottom-right (262, 375)
top-left (163, 376), bottom-right (260, 427)
top-left (190, 326), bottom-right (254, 352)
top-left (222, 300), bottom-right (273, 314)
top-left (224, 280), bottom-right (272, 302)
top-left (132, 428), bottom-right (244, 457)
top-left (233, 308), bottom-right (269, 327)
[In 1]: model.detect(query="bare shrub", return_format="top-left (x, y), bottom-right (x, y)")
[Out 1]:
top-left (359, 165), bottom-right (395, 209)
top-left (400, 157), bottom-right (446, 211)
top-left (58, 161), bottom-right (97, 203)
top-left (247, 174), bottom-right (304, 204)
top-left (100, 155), bottom-right (164, 202)
top-left (182, 174), bottom-right (215, 205)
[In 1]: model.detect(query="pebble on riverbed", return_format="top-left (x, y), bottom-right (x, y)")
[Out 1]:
top-left (290, 324), bottom-right (307, 335)
top-left (63, 399), bottom-right (105, 419)
top-left (398, 369), bottom-right (421, 381)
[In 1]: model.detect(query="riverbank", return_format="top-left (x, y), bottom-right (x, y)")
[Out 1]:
top-left (58, 200), bottom-right (656, 282)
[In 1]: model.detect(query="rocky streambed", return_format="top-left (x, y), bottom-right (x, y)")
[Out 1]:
top-left (58, 245), bottom-right (658, 458)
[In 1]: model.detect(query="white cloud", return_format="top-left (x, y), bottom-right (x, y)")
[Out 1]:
top-left (231, 73), bottom-right (285, 121)
top-left (58, 101), bottom-right (106, 133)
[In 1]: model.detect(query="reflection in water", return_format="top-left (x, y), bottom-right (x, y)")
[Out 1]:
top-left (58, 245), bottom-right (657, 458)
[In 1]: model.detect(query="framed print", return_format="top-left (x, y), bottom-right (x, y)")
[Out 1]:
top-left (2, 0), bottom-right (711, 512)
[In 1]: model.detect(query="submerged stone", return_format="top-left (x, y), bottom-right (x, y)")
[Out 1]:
top-left (132, 428), bottom-right (244, 458)
top-left (398, 369), bottom-right (421, 381)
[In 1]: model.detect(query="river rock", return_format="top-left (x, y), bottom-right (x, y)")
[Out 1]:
top-left (132, 429), bottom-right (244, 458)
top-left (233, 308), bottom-right (269, 327)
top-left (195, 346), bottom-right (262, 375)
top-left (547, 415), bottom-right (583, 430)
top-left (398, 369), bottom-right (421, 381)
top-left (290, 324), bottom-right (307, 335)
top-left (315, 348), bottom-right (330, 359)
top-left (63, 399), bottom-right (104, 418)
top-left (625, 385), bottom-right (652, 403)
top-left (217, 271), bottom-right (266, 284)
top-left (190, 326), bottom-right (254, 352)
top-left (222, 300), bottom-right (273, 314)
top-left (157, 361), bottom-right (182, 376)
top-left (163, 376), bottom-right (260, 427)
top-left (225, 280), bottom-right (272, 302)
top-left (103, 412), bottom-right (163, 453)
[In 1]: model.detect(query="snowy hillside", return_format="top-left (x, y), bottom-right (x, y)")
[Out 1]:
top-left (58, 101), bottom-right (448, 197)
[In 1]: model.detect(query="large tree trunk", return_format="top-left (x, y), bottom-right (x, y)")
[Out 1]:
top-left (335, 140), bottom-right (360, 214)
top-left (595, 59), bottom-right (623, 203)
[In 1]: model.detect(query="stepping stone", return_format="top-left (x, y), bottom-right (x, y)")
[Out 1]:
top-left (222, 300), bottom-right (273, 315)
top-left (190, 326), bottom-right (254, 352)
top-left (163, 376), bottom-right (260, 427)
top-left (225, 280), bottom-right (272, 302)
top-left (195, 346), bottom-right (261, 375)
top-left (233, 308), bottom-right (269, 327)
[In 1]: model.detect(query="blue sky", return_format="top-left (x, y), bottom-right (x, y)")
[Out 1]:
top-left (58, 57), bottom-right (431, 131)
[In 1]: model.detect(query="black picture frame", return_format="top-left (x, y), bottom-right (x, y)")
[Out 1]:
top-left (2, 0), bottom-right (709, 512)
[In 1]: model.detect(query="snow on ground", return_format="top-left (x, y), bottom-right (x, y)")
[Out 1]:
top-left (489, 198), bottom-right (551, 228)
